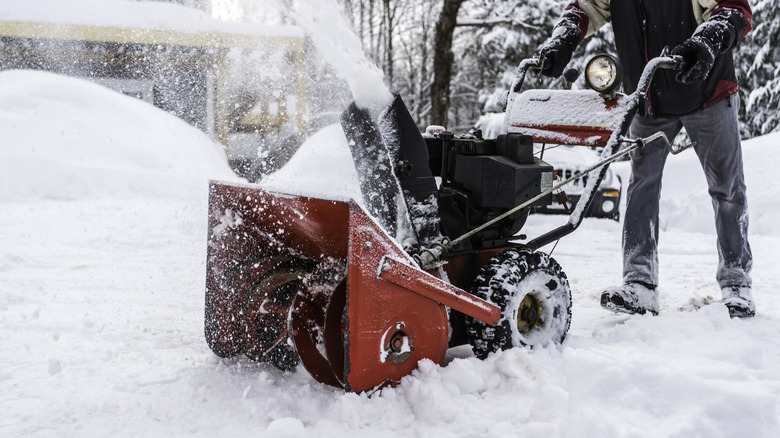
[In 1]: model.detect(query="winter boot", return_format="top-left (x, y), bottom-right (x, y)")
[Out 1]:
top-left (600, 281), bottom-right (660, 315)
top-left (722, 286), bottom-right (755, 318)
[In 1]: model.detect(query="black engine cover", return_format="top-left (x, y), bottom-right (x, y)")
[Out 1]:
top-left (453, 155), bottom-right (553, 209)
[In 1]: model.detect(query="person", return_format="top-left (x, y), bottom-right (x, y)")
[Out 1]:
top-left (536, 0), bottom-right (755, 318)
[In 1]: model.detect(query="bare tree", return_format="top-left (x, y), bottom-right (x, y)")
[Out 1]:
top-left (382, 0), bottom-right (395, 87)
top-left (430, 0), bottom-right (465, 126)
top-left (338, 0), bottom-right (553, 128)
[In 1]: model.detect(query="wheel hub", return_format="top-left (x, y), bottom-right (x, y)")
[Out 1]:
top-left (517, 293), bottom-right (544, 335)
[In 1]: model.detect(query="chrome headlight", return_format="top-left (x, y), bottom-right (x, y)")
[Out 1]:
top-left (585, 54), bottom-right (623, 97)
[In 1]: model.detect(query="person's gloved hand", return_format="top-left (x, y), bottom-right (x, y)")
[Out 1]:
top-left (671, 36), bottom-right (716, 84)
top-left (536, 22), bottom-right (581, 78)
top-left (672, 15), bottom-right (743, 84)
top-left (538, 38), bottom-right (576, 78)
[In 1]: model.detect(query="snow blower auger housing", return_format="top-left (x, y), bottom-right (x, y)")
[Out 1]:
top-left (205, 54), bottom-right (682, 392)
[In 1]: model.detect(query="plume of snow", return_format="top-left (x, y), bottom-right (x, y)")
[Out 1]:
top-left (291, 0), bottom-right (393, 111)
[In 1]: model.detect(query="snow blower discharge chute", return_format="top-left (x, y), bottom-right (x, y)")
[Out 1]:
top-left (205, 54), bottom-right (690, 392)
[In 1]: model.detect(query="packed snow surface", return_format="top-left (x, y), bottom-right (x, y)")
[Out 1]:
top-left (1, 69), bottom-right (779, 437)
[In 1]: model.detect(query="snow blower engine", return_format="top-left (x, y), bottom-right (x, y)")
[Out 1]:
top-left (204, 54), bottom-right (685, 392)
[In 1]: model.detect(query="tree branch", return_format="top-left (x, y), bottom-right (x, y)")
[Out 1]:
top-left (456, 18), bottom-right (541, 30)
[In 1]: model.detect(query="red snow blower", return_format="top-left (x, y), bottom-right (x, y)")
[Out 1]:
top-left (204, 54), bottom-right (686, 392)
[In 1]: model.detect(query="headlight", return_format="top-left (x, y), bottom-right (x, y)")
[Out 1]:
top-left (585, 54), bottom-right (623, 97)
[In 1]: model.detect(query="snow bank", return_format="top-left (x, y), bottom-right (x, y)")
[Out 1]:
top-left (0, 70), bottom-right (238, 202)
top-left (661, 131), bottom-right (780, 236)
top-left (259, 124), bottom-right (362, 202)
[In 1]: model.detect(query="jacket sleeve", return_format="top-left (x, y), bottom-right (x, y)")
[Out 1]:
top-left (560, 0), bottom-right (611, 40)
top-left (694, 0), bottom-right (753, 40)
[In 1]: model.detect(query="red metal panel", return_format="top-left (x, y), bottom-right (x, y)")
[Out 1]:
top-left (506, 89), bottom-right (629, 147)
top-left (206, 181), bottom-right (350, 263)
top-left (378, 257), bottom-right (500, 325)
top-left (344, 205), bottom-right (449, 392)
top-left (508, 124), bottom-right (613, 147)
top-left (205, 181), bottom-right (350, 357)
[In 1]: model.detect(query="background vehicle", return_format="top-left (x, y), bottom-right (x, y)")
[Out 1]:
top-left (534, 145), bottom-right (622, 220)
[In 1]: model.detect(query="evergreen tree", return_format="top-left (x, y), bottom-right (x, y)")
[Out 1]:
top-left (737, 0), bottom-right (780, 137)
top-left (452, 0), bottom-right (613, 124)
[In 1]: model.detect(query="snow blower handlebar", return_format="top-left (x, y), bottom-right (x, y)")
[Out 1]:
top-left (445, 55), bottom-right (685, 255)
top-left (527, 55), bottom-right (690, 250)
top-left (510, 57), bottom-right (543, 94)
top-left (505, 53), bottom-right (683, 109)
top-left (499, 57), bottom-right (542, 112)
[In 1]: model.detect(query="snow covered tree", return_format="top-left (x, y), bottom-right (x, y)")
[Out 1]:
top-left (736, 0), bottom-right (780, 137)
top-left (446, 0), bottom-right (613, 129)
top-left (333, 0), bottom-right (776, 138)
top-left (447, 0), bottom-right (562, 128)
top-left (336, 0), bottom-right (566, 128)
top-left (424, 0), bottom-right (615, 129)
top-left (333, 1), bottom-right (435, 125)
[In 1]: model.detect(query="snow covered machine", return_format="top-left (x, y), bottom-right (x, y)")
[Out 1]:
top-left (205, 54), bottom-right (683, 392)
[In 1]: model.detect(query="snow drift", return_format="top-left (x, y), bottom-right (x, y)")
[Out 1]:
top-left (0, 70), bottom-right (238, 202)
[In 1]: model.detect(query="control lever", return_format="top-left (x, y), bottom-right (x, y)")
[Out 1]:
top-left (621, 131), bottom-right (696, 155)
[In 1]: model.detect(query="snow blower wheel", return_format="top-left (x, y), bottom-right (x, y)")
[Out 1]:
top-left (465, 248), bottom-right (572, 359)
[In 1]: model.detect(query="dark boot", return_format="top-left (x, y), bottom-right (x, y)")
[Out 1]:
top-left (722, 286), bottom-right (755, 318)
top-left (600, 282), bottom-right (659, 315)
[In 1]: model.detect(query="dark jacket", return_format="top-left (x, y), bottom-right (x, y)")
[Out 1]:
top-left (560, 0), bottom-right (752, 117)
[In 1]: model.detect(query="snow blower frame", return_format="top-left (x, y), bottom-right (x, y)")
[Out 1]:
top-left (205, 54), bottom-right (683, 392)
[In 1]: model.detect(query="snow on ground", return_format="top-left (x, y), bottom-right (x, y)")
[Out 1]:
top-left (1, 69), bottom-right (779, 437)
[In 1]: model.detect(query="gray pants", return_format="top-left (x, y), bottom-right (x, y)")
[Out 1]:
top-left (623, 94), bottom-right (752, 289)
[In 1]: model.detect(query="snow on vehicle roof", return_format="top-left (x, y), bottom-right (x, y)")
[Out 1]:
top-left (0, 0), bottom-right (304, 40)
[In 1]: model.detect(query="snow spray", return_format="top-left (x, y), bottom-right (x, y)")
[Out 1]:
top-left (290, 0), bottom-right (410, 245)
top-left (291, 0), bottom-right (394, 112)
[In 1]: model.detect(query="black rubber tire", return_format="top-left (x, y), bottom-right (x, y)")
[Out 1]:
top-left (465, 248), bottom-right (572, 359)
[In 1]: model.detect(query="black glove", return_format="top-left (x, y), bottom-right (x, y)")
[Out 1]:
top-left (537, 21), bottom-right (581, 78)
top-left (671, 36), bottom-right (716, 84)
top-left (672, 13), bottom-right (745, 84)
